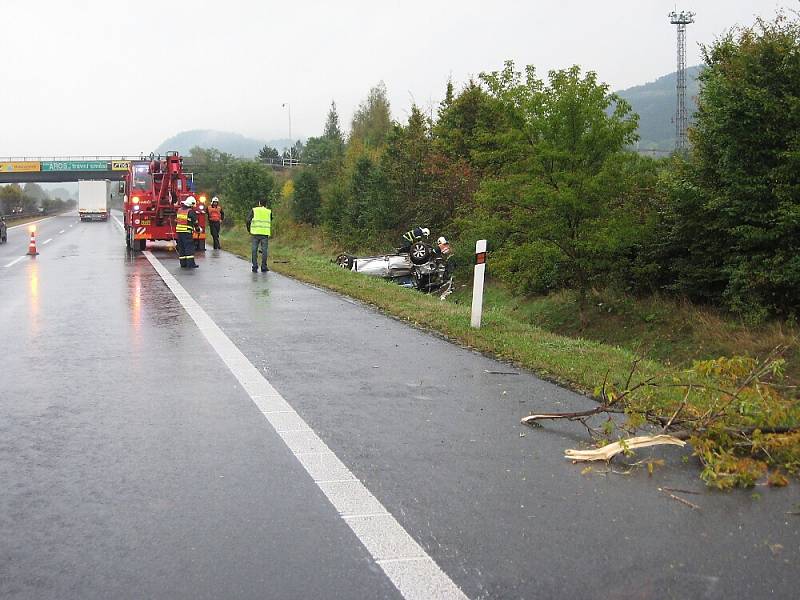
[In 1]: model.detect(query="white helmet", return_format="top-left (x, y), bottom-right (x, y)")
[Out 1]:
top-left (211, 196), bottom-right (219, 204)
top-left (437, 236), bottom-right (447, 245)
top-left (184, 196), bottom-right (196, 207)
top-left (421, 227), bottom-right (430, 238)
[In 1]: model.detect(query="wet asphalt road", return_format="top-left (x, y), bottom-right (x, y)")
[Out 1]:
top-left (1, 212), bottom-right (798, 599)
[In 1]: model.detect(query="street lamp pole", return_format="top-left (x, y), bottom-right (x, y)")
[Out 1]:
top-left (282, 102), bottom-right (292, 163)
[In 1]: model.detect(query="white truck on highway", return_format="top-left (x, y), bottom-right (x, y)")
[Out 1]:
top-left (78, 180), bottom-right (110, 222)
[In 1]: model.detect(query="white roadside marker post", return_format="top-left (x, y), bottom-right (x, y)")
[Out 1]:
top-left (471, 239), bottom-right (487, 328)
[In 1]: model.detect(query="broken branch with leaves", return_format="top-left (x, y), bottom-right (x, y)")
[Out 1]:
top-left (521, 346), bottom-right (800, 489)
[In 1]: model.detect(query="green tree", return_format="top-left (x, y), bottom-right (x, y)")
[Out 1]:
top-left (0, 183), bottom-right (24, 214)
top-left (323, 100), bottom-right (345, 148)
top-left (345, 154), bottom-right (375, 230)
top-left (473, 62), bottom-right (639, 314)
top-left (665, 13), bottom-right (800, 318)
top-left (292, 170), bottom-right (322, 224)
top-left (221, 161), bottom-right (275, 218)
top-left (350, 82), bottom-right (392, 149)
top-left (188, 146), bottom-right (238, 196)
top-left (382, 104), bottom-right (432, 228)
top-left (305, 101), bottom-right (346, 175)
top-left (257, 145), bottom-right (281, 161)
top-left (320, 180), bottom-right (348, 231)
top-left (434, 79), bottom-right (506, 174)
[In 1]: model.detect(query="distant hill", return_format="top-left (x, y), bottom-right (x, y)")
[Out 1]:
top-left (155, 129), bottom-right (292, 158)
top-left (616, 65), bottom-right (703, 152)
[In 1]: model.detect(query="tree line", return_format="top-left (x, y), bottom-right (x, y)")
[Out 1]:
top-left (0, 182), bottom-right (76, 216)
top-left (202, 12), bottom-right (800, 321)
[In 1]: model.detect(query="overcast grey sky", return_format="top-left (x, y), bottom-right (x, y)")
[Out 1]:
top-left (0, 0), bottom-right (790, 156)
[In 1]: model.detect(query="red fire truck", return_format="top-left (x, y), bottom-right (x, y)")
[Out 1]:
top-left (121, 151), bottom-right (207, 251)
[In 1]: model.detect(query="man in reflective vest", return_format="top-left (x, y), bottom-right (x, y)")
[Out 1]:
top-left (176, 196), bottom-right (201, 268)
top-left (207, 196), bottom-right (224, 249)
top-left (399, 226), bottom-right (430, 253)
top-left (246, 197), bottom-right (272, 272)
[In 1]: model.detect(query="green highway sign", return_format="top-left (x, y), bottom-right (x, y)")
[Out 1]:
top-left (41, 160), bottom-right (109, 171)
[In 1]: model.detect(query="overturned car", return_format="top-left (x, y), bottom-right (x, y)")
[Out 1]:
top-left (336, 236), bottom-right (454, 297)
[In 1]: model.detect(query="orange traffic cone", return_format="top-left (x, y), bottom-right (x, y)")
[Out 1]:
top-left (27, 228), bottom-right (38, 256)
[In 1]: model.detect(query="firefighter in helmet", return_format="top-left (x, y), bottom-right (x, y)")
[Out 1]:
top-left (207, 196), bottom-right (224, 249)
top-left (176, 196), bottom-right (201, 268)
top-left (399, 226), bottom-right (430, 253)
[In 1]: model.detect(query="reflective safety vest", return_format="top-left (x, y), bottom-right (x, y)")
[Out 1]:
top-left (208, 206), bottom-right (222, 222)
top-left (251, 206), bottom-right (271, 236)
top-left (403, 227), bottom-right (423, 243)
top-left (176, 208), bottom-right (193, 233)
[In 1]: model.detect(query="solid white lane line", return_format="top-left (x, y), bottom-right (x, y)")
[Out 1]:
top-left (377, 557), bottom-right (432, 564)
top-left (43, 238), bottom-right (53, 245)
top-left (7, 215), bottom-right (55, 230)
top-left (4, 256), bottom-right (25, 268)
top-left (142, 250), bottom-right (468, 600)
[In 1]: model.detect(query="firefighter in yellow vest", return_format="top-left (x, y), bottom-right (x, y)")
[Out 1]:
top-left (207, 196), bottom-right (224, 249)
top-left (246, 197), bottom-right (272, 272)
top-left (176, 196), bottom-right (201, 268)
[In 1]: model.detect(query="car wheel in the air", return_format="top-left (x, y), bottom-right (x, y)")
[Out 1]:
top-left (409, 241), bottom-right (431, 265)
top-left (336, 254), bottom-right (354, 269)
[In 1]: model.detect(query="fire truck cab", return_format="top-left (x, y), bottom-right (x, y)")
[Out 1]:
top-left (121, 151), bottom-right (207, 251)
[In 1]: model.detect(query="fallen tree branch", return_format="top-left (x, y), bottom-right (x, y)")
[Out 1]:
top-left (658, 488), bottom-right (702, 510)
top-left (564, 434), bottom-right (686, 462)
top-left (521, 405), bottom-right (620, 425)
top-left (659, 486), bottom-right (701, 495)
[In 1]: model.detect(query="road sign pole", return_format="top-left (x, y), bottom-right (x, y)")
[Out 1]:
top-left (471, 239), bottom-right (487, 328)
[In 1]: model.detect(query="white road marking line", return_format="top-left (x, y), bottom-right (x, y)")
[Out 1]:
top-left (4, 256), bottom-right (25, 268)
top-left (7, 215), bottom-right (55, 230)
top-left (142, 250), bottom-right (468, 600)
top-left (58, 230), bottom-right (65, 234)
top-left (315, 479), bottom-right (360, 484)
top-left (43, 238), bottom-right (53, 245)
top-left (377, 557), bottom-right (431, 565)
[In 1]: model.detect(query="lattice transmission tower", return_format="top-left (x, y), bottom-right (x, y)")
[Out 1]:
top-left (669, 10), bottom-right (695, 151)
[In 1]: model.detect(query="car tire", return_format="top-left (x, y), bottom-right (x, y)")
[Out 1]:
top-left (137, 239), bottom-right (146, 251)
top-left (336, 254), bottom-right (354, 270)
top-left (409, 241), bottom-right (431, 265)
